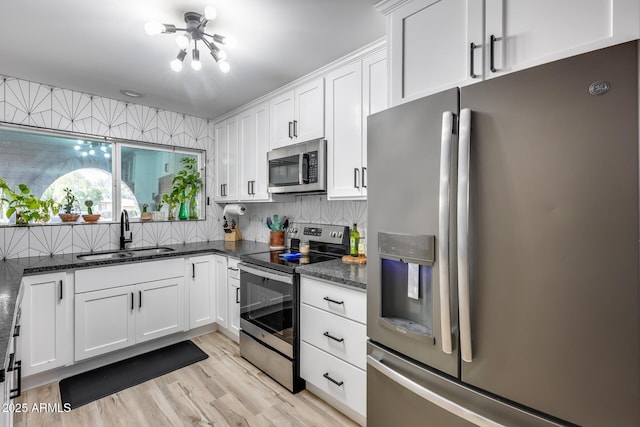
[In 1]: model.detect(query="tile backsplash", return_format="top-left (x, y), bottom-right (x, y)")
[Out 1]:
top-left (237, 196), bottom-right (367, 243)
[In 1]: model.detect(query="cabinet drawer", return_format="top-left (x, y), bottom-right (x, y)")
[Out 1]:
top-left (75, 258), bottom-right (184, 293)
top-left (300, 341), bottom-right (366, 417)
top-left (228, 257), bottom-right (240, 280)
top-left (300, 276), bottom-right (366, 324)
top-left (301, 304), bottom-right (366, 369)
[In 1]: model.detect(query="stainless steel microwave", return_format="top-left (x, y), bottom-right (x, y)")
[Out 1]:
top-left (267, 138), bottom-right (326, 194)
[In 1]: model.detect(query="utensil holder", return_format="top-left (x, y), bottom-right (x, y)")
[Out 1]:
top-left (225, 226), bottom-right (243, 242)
top-left (270, 231), bottom-right (285, 249)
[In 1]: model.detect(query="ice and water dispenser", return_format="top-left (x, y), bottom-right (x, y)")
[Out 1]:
top-left (378, 232), bottom-right (435, 344)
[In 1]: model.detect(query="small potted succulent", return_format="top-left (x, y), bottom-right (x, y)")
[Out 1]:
top-left (82, 200), bottom-right (101, 223)
top-left (59, 187), bottom-right (80, 222)
top-left (140, 203), bottom-right (152, 221)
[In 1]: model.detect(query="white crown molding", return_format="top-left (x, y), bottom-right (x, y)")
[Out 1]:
top-left (375, 0), bottom-right (414, 15)
top-left (213, 37), bottom-right (387, 123)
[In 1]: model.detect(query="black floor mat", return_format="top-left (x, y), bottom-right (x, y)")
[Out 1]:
top-left (59, 340), bottom-right (208, 409)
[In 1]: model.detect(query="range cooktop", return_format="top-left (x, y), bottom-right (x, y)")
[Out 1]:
top-left (240, 250), bottom-right (338, 273)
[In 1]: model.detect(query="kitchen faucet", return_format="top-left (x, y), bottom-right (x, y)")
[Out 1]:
top-left (120, 209), bottom-right (132, 250)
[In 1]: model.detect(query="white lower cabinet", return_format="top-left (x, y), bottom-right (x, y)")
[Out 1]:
top-left (214, 255), bottom-right (228, 329)
top-left (187, 255), bottom-right (216, 329)
top-left (74, 259), bottom-right (185, 361)
top-left (21, 272), bottom-right (72, 377)
top-left (300, 276), bottom-right (367, 422)
top-left (227, 258), bottom-right (241, 339)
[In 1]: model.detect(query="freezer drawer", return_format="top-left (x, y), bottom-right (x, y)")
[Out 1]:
top-left (367, 342), bottom-right (563, 427)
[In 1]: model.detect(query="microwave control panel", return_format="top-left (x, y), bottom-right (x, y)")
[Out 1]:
top-left (306, 152), bottom-right (318, 183)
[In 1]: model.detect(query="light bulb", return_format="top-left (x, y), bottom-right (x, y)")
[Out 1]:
top-left (191, 59), bottom-right (202, 70)
top-left (171, 59), bottom-right (183, 72)
top-left (74, 145), bottom-right (81, 151)
top-left (100, 146), bottom-right (107, 152)
top-left (145, 22), bottom-right (164, 36)
top-left (176, 33), bottom-right (190, 49)
top-left (218, 60), bottom-right (230, 73)
top-left (104, 153), bottom-right (111, 159)
top-left (89, 149), bottom-right (95, 156)
top-left (81, 152), bottom-right (88, 157)
top-left (218, 49), bottom-right (228, 60)
top-left (204, 6), bottom-right (217, 20)
top-left (76, 140), bottom-right (84, 145)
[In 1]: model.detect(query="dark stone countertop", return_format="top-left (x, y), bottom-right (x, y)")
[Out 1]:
top-left (0, 239), bottom-right (272, 376)
top-left (297, 258), bottom-right (367, 291)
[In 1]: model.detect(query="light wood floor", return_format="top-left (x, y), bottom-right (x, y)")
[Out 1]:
top-left (14, 332), bottom-right (360, 427)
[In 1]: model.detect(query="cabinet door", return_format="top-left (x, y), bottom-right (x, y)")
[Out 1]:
top-left (252, 102), bottom-right (271, 201)
top-left (214, 255), bottom-right (228, 328)
top-left (326, 61), bottom-right (364, 200)
top-left (294, 78), bottom-right (325, 142)
top-left (226, 116), bottom-right (239, 201)
top-left (188, 256), bottom-right (216, 329)
top-left (389, 0), bottom-right (482, 105)
top-left (135, 277), bottom-right (185, 343)
top-left (214, 121), bottom-right (228, 200)
top-left (238, 108), bottom-right (256, 200)
top-left (270, 90), bottom-right (295, 149)
top-left (485, 0), bottom-right (640, 78)
top-left (21, 272), bottom-right (71, 376)
top-left (75, 285), bottom-right (136, 361)
top-left (228, 277), bottom-right (241, 338)
top-left (362, 49), bottom-right (388, 196)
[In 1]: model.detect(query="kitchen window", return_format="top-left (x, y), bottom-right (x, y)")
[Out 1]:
top-left (0, 126), bottom-right (204, 224)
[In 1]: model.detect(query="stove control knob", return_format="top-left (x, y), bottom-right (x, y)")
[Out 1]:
top-left (337, 232), bottom-right (343, 238)
top-left (330, 231), bottom-right (336, 237)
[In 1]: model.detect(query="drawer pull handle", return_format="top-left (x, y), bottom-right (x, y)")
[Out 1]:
top-left (323, 331), bottom-right (344, 343)
top-left (323, 372), bottom-right (344, 387)
top-left (323, 296), bottom-right (344, 305)
top-left (228, 267), bottom-right (239, 272)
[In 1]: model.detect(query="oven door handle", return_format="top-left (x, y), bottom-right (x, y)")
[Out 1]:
top-left (238, 263), bottom-right (294, 285)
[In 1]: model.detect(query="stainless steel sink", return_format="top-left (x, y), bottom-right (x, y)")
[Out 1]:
top-left (77, 247), bottom-right (174, 261)
top-left (128, 247), bottom-right (175, 256)
top-left (77, 251), bottom-right (134, 261)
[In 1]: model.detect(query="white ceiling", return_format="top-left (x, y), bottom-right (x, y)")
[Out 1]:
top-left (0, 0), bottom-right (385, 120)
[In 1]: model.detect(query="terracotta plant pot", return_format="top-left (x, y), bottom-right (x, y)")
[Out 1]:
top-left (59, 213), bottom-right (80, 223)
top-left (81, 214), bottom-right (101, 223)
top-left (141, 212), bottom-right (153, 222)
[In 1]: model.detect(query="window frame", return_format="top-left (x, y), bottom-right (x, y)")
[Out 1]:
top-left (0, 124), bottom-right (207, 225)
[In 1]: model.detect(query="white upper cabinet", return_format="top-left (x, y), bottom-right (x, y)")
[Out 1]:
top-left (379, 0), bottom-right (639, 105)
top-left (386, 0), bottom-right (481, 105)
top-left (327, 49), bottom-right (388, 200)
top-left (485, 0), bottom-right (640, 78)
top-left (270, 78), bottom-right (324, 149)
top-left (239, 102), bottom-right (271, 201)
top-left (214, 115), bottom-right (239, 202)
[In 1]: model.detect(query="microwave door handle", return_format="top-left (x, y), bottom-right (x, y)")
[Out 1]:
top-left (457, 108), bottom-right (473, 363)
top-left (439, 111), bottom-right (454, 355)
top-left (298, 154), bottom-right (304, 185)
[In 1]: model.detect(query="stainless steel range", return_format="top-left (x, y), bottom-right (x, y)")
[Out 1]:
top-left (238, 223), bottom-right (349, 393)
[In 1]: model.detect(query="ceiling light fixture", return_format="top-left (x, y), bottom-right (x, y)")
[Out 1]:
top-left (145, 5), bottom-right (233, 74)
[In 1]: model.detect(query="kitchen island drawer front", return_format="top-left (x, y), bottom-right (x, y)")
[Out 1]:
top-left (301, 304), bottom-right (366, 369)
top-left (75, 258), bottom-right (184, 293)
top-left (300, 276), bottom-right (366, 323)
top-left (301, 341), bottom-right (366, 417)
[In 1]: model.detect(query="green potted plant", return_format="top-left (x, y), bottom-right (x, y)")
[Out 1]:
top-left (0, 178), bottom-right (59, 225)
top-left (59, 187), bottom-right (80, 222)
top-left (172, 157), bottom-right (203, 220)
top-left (141, 203), bottom-right (152, 221)
top-left (162, 192), bottom-right (180, 221)
top-left (82, 200), bottom-right (101, 223)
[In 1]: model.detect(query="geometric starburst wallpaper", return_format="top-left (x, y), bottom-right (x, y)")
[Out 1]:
top-left (0, 74), bottom-right (367, 259)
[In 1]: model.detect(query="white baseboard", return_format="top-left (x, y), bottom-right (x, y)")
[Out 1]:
top-left (305, 382), bottom-right (366, 426)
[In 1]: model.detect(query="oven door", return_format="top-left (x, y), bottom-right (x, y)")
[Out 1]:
top-left (239, 263), bottom-right (296, 358)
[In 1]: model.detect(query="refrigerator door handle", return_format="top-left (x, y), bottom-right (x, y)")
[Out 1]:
top-left (438, 111), bottom-right (454, 355)
top-left (457, 108), bottom-right (473, 363)
top-left (367, 355), bottom-right (506, 427)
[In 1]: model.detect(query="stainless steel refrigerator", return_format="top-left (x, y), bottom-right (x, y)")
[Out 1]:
top-left (366, 41), bottom-right (640, 426)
